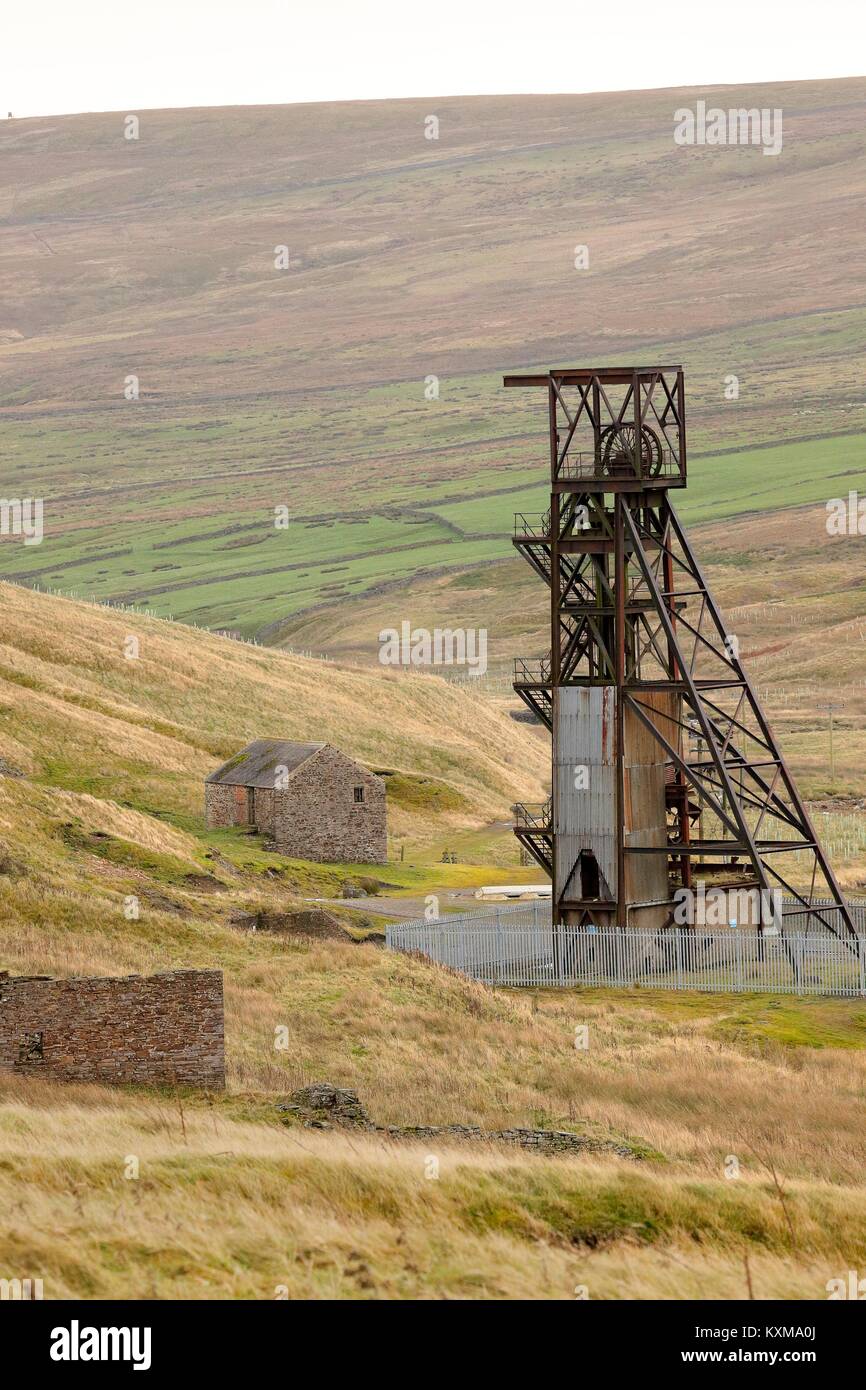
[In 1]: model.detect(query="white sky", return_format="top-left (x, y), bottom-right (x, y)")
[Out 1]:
top-left (3, 0), bottom-right (865, 119)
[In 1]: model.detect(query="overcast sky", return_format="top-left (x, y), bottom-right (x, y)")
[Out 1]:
top-left (4, 0), bottom-right (865, 119)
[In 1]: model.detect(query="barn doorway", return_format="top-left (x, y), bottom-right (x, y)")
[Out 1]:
top-left (233, 786), bottom-right (251, 825)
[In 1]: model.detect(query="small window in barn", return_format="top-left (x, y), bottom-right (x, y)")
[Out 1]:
top-left (353, 786), bottom-right (365, 804)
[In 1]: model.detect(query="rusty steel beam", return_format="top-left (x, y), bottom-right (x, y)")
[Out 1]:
top-left (504, 366), bottom-right (683, 388)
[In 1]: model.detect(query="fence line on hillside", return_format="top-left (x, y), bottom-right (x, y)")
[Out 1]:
top-left (386, 899), bottom-right (866, 996)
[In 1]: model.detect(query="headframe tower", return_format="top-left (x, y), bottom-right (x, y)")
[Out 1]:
top-left (509, 366), bottom-right (854, 939)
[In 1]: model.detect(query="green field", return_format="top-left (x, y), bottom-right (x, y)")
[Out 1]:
top-left (2, 81), bottom-right (866, 639)
top-left (4, 416), bottom-right (865, 635)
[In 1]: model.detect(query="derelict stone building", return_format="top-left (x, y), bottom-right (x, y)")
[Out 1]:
top-left (0, 968), bottom-right (225, 1089)
top-left (205, 739), bottom-right (387, 864)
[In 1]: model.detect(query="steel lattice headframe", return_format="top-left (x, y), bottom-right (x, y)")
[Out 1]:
top-left (507, 366), bottom-right (855, 943)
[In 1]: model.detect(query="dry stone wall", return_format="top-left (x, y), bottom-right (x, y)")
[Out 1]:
top-left (0, 969), bottom-right (225, 1089)
top-left (277, 1084), bottom-right (639, 1158)
top-left (252, 787), bottom-right (276, 836)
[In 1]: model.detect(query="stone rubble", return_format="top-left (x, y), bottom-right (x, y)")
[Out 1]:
top-left (277, 1082), bottom-right (639, 1158)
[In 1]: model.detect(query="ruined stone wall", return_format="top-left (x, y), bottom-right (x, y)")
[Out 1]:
top-left (0, 969), bottom-right (225, 1089)
top-left (273, 748), bottom-right (387, 864)
top-left (284, 1084), bottom-right (638, 1158)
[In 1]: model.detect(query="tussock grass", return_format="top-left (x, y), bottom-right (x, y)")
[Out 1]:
top-left (1, 1077), bottom-right (863, 1300)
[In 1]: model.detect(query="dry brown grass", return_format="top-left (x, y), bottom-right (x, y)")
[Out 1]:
top-left (3, 841), bottom-right (866, 1187)
top-left (2, 583), bottom-right (865, 1299)
top-left (1, 1073), bottom-right (863, 1301)
top-left (0, 579), bottom-right (547, 845)
top-left (5, 865), bottom-right (866, 1301)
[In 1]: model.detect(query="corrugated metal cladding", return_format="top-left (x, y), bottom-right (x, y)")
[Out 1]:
top-left (624, 691), bottom-right (679, 907)
top-left (555, 686), bottom-right (615, 766)
top-left (554, 767), bottom-right (617, 900)
top-left (553, 688), bottom-right (683, 909)
top-left (629, 903), bottom-right (673, 930)
top-left (624, 764), bottom-right (667, 904)
top-left (624, 691), bottom-right (681, 766)
top-left (554, 688), bottom-right (617, 898)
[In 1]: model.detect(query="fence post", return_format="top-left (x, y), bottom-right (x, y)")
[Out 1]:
top-left (860, 936), bottom-right (866, 998)
top-left (735, 929), bottom-right (743, 992)
top-left (676, 928), bottom-right (683, 991)
top-left (495, 907), bottom-right (504, 985)
top-left (532, 898), bottom-right (541, 986)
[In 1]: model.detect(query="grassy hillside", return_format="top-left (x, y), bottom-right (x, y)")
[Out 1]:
top-left (0, 579), bottom-right (547, 924)
top-left (2, 584), bottom-right (866, 1300)
top-left (4, 970), bottom-right (866, 1300)
top-left (278, 499), bottom-right (866, 890)
top-left (1, 80), bottom-right (865, 637)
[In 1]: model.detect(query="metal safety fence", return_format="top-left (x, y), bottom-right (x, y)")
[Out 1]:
top-left (386, 900), bottom-right (866, 996)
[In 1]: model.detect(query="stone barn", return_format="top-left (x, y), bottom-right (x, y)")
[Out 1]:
top-left (205, 739), bottom-right (387, 864)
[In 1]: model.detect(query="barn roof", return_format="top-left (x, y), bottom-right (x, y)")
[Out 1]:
top-left (206, 739), bottom-right (327, 789)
